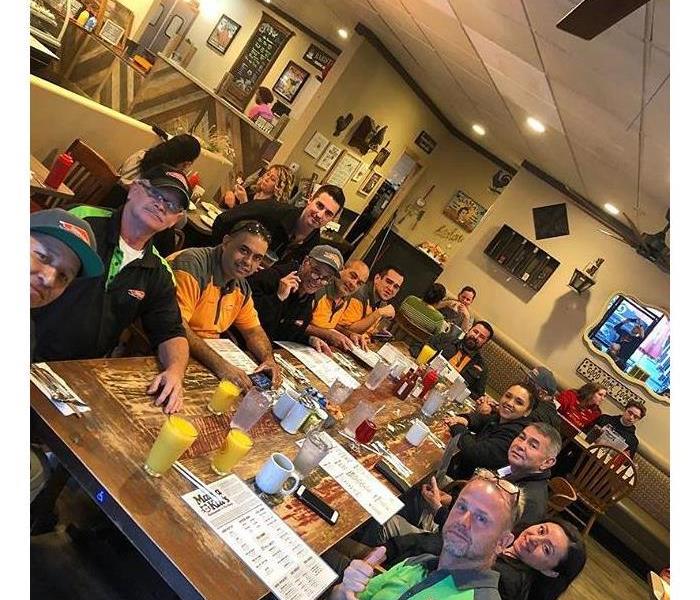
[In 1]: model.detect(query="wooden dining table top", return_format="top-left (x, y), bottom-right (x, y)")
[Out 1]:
top-left (30, 345), bottom-right (452, 600)
top-left (30, 155), bottom-right (75, 202)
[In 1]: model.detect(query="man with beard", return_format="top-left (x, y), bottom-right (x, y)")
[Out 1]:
top-left (307, 260), bottom-right (370, 351)
top-left (330, 472), bottom-right (520, 600)
top-left (212, 184), bottom-right (345, 264)
top-left (420, 320), bottom-right (494, 398)
top-left (32, 166), bottom-right (191, 413)
top-left (246, 245), bottom-right (344, 355)
top-left (338, 265), bottom-right (405, 337)
top-left (168, 220), bottom-right (281, 392)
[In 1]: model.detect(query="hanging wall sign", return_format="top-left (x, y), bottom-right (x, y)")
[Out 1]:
top-left (303, 43), bottom-right (336, 72)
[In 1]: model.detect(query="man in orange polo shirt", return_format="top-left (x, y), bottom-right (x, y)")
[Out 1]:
top-left (168, 220), bottom-right (281, 392)
top-left (307, 260), bottom-right (370, 350)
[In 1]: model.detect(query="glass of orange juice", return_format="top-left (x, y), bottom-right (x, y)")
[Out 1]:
top-left (144, 416), bottom-right (198, 477)
top-left (416, 344), bottom-right (437, 365)
top-left (211, 428), bottom-right (254, 475)
top-left (208, 379), bottom-right (241, 415)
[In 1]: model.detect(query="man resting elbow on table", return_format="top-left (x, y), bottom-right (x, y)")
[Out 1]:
top-left (32, 166), bottom-right (194, 414)
top-left (245, 245), bottom-right (345, 356)
top-left (336, 265), bottom-right (405, 347)
top-left (168, 220), bottom-right (281, 393)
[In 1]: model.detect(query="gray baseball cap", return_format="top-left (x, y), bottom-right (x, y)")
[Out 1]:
top-left (30, 209), bottom-right (104, 278)
top-left (523, 366), bottom-right (558, 395)
top-left (307, 245), bottom-right (344, 275)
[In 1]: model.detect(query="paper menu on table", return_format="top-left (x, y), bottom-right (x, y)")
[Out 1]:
top-left (349, 345), bottom-right (381, 368)
top-left (205, 338), bottom-right (259, 374)
top-left (377, 343), bottom-right (415, 371)
top-left (182, 475), bottom-right (337, 600)
top-left (275, 341), bottom-right (359, 389)
top-left (30, 363), bottom-right (91, 416)
top-left (315, 432), bottom-right (403, 524)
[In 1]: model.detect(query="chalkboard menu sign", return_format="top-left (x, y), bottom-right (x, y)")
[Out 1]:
top-left (220, 13), bottom-right (294, 110)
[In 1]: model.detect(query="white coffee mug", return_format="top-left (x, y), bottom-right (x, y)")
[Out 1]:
top-left (255, 453), bottom-right (301, 495)
top-left (406, 420), bottom-right (431, 446)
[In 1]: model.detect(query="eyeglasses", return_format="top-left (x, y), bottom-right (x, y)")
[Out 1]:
top-left (306, 259), bottom-right (333, 284)
top-left (228, 220), bottom-right (272, 243)
top-left (139, 181), bottom-right (185, 215)
top-left (473, 468), bottom-right (521, 504)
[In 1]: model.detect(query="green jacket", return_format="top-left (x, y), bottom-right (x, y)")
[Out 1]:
top-left (358, 554), bottom-right (501, 600)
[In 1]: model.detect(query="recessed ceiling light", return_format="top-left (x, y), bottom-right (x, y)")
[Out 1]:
top-left (472, 124), bottom-right (486, 136)
top-left (526, 117), bottom-right (546, 133)
top-left (337, 28), bottom-right (348, 39)
top-left (263, 0), bottom-right (272, 4)
top-left (604, 203), bottom-right (620, 215)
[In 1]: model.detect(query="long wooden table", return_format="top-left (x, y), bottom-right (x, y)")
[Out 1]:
top-left (30, 348), bottom-right (452, 600)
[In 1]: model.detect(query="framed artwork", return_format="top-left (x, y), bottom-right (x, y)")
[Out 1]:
top-left (207, 15), bottom-right (241, 55)
top-left (303, 44), bottom-right (336, 72)
top-left (98, 19), bottom-right (126, 47)
top-left (351, 162), bottom-right (370, 183)
top-left (443, 190), bottom-right (487, 232)
top-left (316, 143), bottom-right (342, 171)
top-left (273, 61), bottom-right (310, 103)
top-left (325, 151), bottom-right (362, 188)
top-left (358, 171), bottom-right (383, 196)
top-left (304, 131), bottom-right (329, 159)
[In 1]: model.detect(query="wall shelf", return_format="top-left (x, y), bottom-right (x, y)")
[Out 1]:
top-left (484, 224), bottom-right (560, 292)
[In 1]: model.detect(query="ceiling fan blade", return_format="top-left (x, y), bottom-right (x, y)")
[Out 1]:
top-left (557, 0), bottom-right (650, 40)
top-left (621, 211), bottom-right (646, 242)
top-left (598, 229), bottom-right (631, 245)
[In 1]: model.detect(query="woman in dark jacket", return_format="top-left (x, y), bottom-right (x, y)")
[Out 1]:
top-left (444, 381), bottom-right (538, 479)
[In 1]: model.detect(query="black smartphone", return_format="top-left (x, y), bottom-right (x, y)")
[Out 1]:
top-left (249, 372), bottom-right (272, 390)
top-left (295, 485), bottom-right (339, 525)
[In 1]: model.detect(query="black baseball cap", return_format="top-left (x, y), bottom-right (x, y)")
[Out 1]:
top-left (141, 164), bottom-right (191, 210)
top-left (30, 209), bottom-right (104, 278)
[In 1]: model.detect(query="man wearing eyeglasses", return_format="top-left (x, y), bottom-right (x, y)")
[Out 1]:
top-left (247, 245), bottom-right (344, 355)
top-left (331, 472), bottom-right (519, 600)
top-left (212, 184), bottom-right (345, 264)
top-left (32, 165), bottom-right (191, 414)
top-left (168, 220), bottom-right (281, 392)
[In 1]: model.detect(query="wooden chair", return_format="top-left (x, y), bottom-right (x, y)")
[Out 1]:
top-left (563, 444), bottom-right (637, 535)
top-left (546, 476), bottom-right (577, 516)
top-left (62, 139), bottom-right (118, 206)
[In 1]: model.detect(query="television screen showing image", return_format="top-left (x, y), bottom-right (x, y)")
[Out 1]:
top-left (587, 294), bottom-right (670, 397)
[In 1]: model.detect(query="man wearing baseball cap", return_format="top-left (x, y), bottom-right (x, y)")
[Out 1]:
top-left (246, 244), bottom-right (344, 355)
top-left (524, 366), bottom-right (562, 429)
top-left (32, 165), bottom-right (191, 413)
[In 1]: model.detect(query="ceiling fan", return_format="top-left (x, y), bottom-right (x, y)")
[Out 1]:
top-left (598, 208), bottom-right (669, 273)
top-left (557, 0), bottom-right (652, 40)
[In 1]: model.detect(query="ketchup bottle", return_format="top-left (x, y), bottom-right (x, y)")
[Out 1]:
top-left (394, 368), bottom-right (415, 399)
top-left (418, 369), bottom-right (439, 399)
top-left (44, 153), bottom-right (74, 189)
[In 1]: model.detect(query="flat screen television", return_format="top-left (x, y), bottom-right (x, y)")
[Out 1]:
top-left (586, 294), bottom-right (670, 397)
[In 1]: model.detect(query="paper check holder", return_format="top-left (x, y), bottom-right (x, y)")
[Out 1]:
top-left (374, 459), bottom-right (411, 494)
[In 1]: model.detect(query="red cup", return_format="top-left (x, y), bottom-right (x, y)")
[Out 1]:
top-left (355, 419), bottom-right (377, 445)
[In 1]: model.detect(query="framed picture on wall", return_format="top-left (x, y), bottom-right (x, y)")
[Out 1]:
top-left (316, 143), bottom-right (342, 171)
top-left (443, 190), bottom-right (487, 232)
top-left (207, 15), bottom-right (241, 55)
top-left (324, 151), bottom-right (362, 187)
top-left (358, 170), bottom-right (383, 196)
top-left (351, 162), bottom-right (370, 182)
top-left (304, 131), bottom-right (329, 159)
top-left (273, 61), bottom-right (310, 103)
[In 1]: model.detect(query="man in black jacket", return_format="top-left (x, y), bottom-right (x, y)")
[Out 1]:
top-left (418, 321), bottom-right (493, 398)
top-left (212, 185), bottom-right (345, 264)
top-left (583, 400), bottom-right (645, 457)
top-left (245, 245), bottom-right (344, 354)
top-left (523, 366), bottom-right (562, 430)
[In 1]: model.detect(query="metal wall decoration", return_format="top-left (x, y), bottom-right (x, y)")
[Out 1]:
top-left (576, 358), bottom-right (654, 406)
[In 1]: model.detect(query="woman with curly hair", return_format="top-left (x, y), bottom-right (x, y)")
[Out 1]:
top-left (224, 164), bottom-right (293, 207)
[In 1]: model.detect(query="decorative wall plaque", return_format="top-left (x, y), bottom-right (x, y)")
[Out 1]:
top-left (576, 358), bottom-right (658, 406)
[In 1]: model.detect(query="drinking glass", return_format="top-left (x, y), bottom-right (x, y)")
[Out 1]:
top-left (208, 379), bottom-right (241, 415)
top-left (355, 419), bottom-right (377, 445)
top-left (421, 389), bottom-right (445, 418)
top-left (342, 400), bottom-right (376, 436)
top-left (144, 416), bottom-right (198, 477)
top-left (293, 430), bottom-right (332, 478)
top-left (364, 360), bottom-right (391, 390)
top-left (230, 388), bottom-right (272, 432)
top-left (416, 345), bottom-right (437, 365)
top-left (327, 378), bottom-right (353, 405)
top-left (211, 428), bottom-right (253, 475)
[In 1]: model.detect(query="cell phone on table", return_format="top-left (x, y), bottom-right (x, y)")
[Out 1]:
top-left (295, 485), bottom-right (339, 525)
top-left (249, 372), bottom-right (272, 390)
top-left (371, 330), bottom-right (393, 343)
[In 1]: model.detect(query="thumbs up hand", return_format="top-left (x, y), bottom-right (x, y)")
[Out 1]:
top-left (337, 546), bottom-right (387, 599)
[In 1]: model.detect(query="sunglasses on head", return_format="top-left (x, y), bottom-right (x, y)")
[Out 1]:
top-left (227, 220), bottom-right (272, 243)
top-left (138, 180), bottom-right (185, 214)
top-left (473, 468), bottom-right (521, 504)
